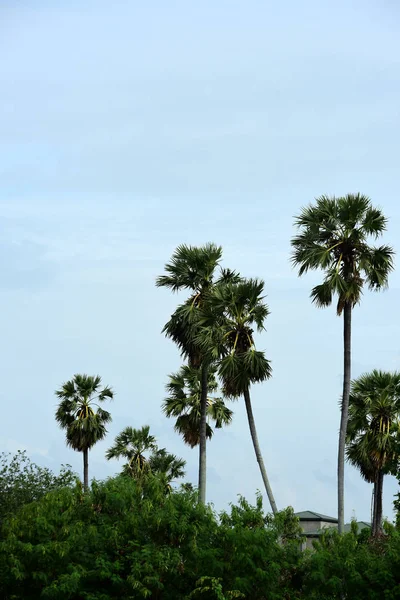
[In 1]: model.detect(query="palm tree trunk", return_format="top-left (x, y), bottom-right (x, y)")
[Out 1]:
top-left (371, 480), bottom-right (377, 536)
top-left (371, 476), bottom-right (378, 536)
top-left (83, 448), bottom-right (89, 491)
top-left (374, 470), bottom-right (384, 536)
top-left (243, 387), bottom-right (278, 514)
top-left (198, 364), bottom-right (208, 504)
top-left (338, 302), bottom-right (352, 533)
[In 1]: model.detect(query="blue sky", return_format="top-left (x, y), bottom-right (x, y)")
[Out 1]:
top-left (1, 0), bottom-right (400, 522)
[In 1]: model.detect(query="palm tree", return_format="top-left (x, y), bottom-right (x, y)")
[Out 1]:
top-left (291, 194), bottom-right (394, 532)
top-left (346, 370), bottom-right (400, 536)
top-left (156, 243), bottom-right (239, 504)
top-left (106, 425), bottom-right (157, 478)
top-left (148, 448), bottom-right (186, 489)
top-left (163, 364), bottom-right (233, 448)
top-left (106, 427), bottom-right (186, 489)
top-left (200, 278), bottom-right (278, 514)
top-left (55, 374), bottom-right (113, 490)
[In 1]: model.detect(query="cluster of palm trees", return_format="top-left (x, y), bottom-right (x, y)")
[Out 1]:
top-left (54, 193), bottom-right (398, 536)
top-left (55, 375), bottom-right (186, 492)
top-left (156, 245), bottom-right (278, 512)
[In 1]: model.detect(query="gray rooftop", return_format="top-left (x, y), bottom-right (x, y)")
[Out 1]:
top-left (295, 510), bottom-right (338, 523)
top-left (343, 521), bottom-right (371, 533)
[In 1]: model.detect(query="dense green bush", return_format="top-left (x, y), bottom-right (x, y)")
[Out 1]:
top-left (0, 450), bottom-right (77, 525)
top-left (1, 473), bottom-right (400, 599)
top-left (0, 475), bottom-right (303, 599)
top-left (301, 524), bottom-right (400, 600)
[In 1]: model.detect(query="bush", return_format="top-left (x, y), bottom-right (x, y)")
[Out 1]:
top-left (0, 477), bottom-right (303, 600)
top-left (2, 473), bottom-right (400, 599)
top-left (0, 450), bottom-right (77, 525)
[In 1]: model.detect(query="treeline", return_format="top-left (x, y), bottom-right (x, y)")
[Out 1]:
top-left (0, 466), bottom-right (400, 599)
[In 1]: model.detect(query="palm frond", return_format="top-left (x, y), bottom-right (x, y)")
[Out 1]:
top-left (149, 448), bottom-right (186, 482)
top-left (156, 243), bottom-right (223, 292)
top-left (361, 245), bottom-right (395, 290)
top-left (345, 370), bottom-right (400, 480)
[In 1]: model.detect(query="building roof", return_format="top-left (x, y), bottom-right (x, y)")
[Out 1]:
top-left (295, 510), bottom-right (338, 523)
top-left (301, 521), bottom-right (371, 538)
top-left (343, 521), bottom-right (371, 533)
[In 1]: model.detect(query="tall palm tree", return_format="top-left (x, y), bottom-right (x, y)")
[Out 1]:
top-left (163, 364), bottom-right (233, 448)
top-left (200, 278), bottom-right (278, 514)
top-left (156, 243), bottom-right (238, 504)
top-left (291, 194), bottom-right (394, 532)
top-left (346, 370), bottom-right (400, 536)
top-left (55, 374), bottom-right (113, 490)
top-left (106, 425), bottom-right (157, 478)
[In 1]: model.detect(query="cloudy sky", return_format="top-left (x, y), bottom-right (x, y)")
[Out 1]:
top-left (1, 0), bottom-right (400, 522)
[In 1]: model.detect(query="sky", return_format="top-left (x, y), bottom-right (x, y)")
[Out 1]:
top-left (1, 0), bottom-right (400, 523)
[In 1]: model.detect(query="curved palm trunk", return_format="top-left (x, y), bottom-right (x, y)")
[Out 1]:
top-left (83, 448), bottom-right (89, 491)
top-left (338, 302), bottom-right (352, 533)
top-left (198, 364), bottom-right (208, 504)
top-left (243, 387), bottom-right (278, 514)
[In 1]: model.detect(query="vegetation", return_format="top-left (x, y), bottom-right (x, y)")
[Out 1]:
top-left (0, 474), bottom-right (303, 600)
top-left (0, 450), bottom-right (76, 525)
top-left (291, 194), bottom-right (394, 532)
top-left (1, 473), bottom-right (400, 599)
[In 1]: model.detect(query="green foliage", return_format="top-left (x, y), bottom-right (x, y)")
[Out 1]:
top-left (302, 527), bottom-right (400, 600)
top-left (2, 473), bottom-right (400, 599)
top-left (0, 477), bottom-right (304, 600)
top-left (0, 450), bottom-right (77, 524)
top-left (188, 577), bottom-right (244, 599)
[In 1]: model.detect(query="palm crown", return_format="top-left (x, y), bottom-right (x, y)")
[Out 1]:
top-left (106, 425), bottom-right (157, 476)
top-left (156, 243), bottom-right (223, 294)
top-left (157, 243), bottom-right (241, 365)
top-left (199, 278), bottom-right (272, 397)
top-left (291, 194), bottom-right (394, 314)
top-left (55, 374), bottom-right (113, 453)
top-left (346, 370), bottom-right (400, 479)
top-left (163, 364), bottom-right (233, 448)
top-left (148, 448), bottom-right (186, 484)
top-left (106, 426), bottom-right (186, 485)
